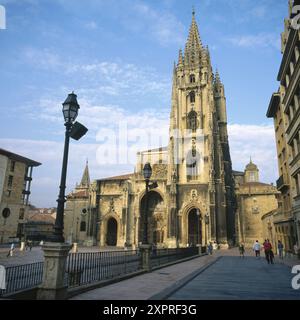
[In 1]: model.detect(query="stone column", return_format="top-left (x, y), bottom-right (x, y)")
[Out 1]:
top-left (37, 242), bottom-right (71, 300)
top-left (139, 244), bottom-right (152, 272)
top-left (72, 243), bottom-right (78, 253)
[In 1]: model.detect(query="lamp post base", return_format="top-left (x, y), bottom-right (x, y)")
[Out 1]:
top-left (139, 244), bottom-right (152, 272)
top-left (37, 242), bottom-right (71, 300)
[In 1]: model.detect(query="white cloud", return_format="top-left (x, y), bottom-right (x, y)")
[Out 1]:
top-left (227, 33), bottom-right (280, 50)
top-left (228, 124), bottom-right (278, 184)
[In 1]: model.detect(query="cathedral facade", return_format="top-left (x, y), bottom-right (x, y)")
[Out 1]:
top-left (64, 13), bottom-right (237, 249)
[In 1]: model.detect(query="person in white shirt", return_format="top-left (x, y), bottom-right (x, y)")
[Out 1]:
top-left (253, 240), bottom-right (261, 258)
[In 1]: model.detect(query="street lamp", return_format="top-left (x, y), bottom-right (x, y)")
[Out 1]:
top-left (204, 213), bottom-right (209, 245)
top-left (196, 209), bottom-right (201, 246)
top-left (142, 163), bottom-right (152, 245)
top-left (52, 92), bottom-right (88, 243)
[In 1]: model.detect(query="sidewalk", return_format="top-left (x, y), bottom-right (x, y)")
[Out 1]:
top-left (70, 254), bottom-right (216, 300)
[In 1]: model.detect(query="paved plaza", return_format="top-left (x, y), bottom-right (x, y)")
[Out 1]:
top-left (167, 255), bottom-right (300, 300)
top-left (71, 249), bottom-right (300, 300)
top-left (1, 246), bottom-right (300, 300)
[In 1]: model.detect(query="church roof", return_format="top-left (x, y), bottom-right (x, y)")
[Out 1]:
top-left (99, 173), bottom-right (133, 181)
top-left (140, 146), bottom-right (168, 154)
top-left (233, 170), bottom-right (244, 176)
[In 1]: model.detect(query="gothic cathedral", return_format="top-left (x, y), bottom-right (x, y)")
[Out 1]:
top-left (64, 12), bottom-right (239, 249)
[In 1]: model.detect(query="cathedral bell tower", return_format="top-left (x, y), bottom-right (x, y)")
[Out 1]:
top-left (167, 10), bottom-right (236, 247)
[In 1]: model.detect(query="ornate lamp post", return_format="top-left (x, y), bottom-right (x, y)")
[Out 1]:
top-left (142, 163), bottom-right (152, 245)
top-left (196, 209), bottom-right (202, 246)
top-left (204, 213), bottom-right (209, 246)
top-left (53, 92), bottom-right (87, 243)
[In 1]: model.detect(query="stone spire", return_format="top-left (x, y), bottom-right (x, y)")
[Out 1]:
top-left (80, 160), bottom-right (90, 187)
top-left (178, 49), bottom-right (183, 67)
top-left (215, 69), bottom-right (221, 84)
top-left (184, 9), bottom-right (202, 67)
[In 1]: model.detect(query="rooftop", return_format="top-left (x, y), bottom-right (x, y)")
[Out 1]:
top-left (0, 148), bottom-right (41, 167)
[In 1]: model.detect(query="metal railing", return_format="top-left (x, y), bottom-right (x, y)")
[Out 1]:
top-left (150, 247), bottom-right (199, 268)
top-left (66, 250), bottom-right (141, 288)
top-left (0, 262), bottom-right (44, 296)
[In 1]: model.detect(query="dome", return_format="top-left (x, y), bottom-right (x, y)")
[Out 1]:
top-left (245, 159), bottom-right (258, 171)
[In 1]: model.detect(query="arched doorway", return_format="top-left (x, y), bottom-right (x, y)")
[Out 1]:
top-left (188, 208), bottom-right (202, 246)
top-left (106, 217), bottom-right (118, 246)
top-left (139, 191), bottom-right (164, 245)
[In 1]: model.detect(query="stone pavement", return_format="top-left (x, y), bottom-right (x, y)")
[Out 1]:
top-left (70, 254), bottom-right (216, 300)
top-left (70, 248), bottom-right (300, 300)
top-left (166, 251), bottom-right (300, 300)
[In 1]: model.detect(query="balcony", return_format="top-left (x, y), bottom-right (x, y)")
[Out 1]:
top-left (276, 175), bottom-right (289, 191)
top-left (22, 190), bottom-right (31, 195)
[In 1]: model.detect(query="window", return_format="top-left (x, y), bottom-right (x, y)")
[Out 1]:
top-left (249, 172), bottom-right (256, 182)
top-left (190, 91), bottom-right (195, 103)
top-left (2, 208), bottom-right (10, 218)
top-left (19, 208), bottom-right (25, 220)
top-left (190, 74), bottom-right (195, 83)
top-left (10, 161), bottom-right (15, 172)
top-left (7, 175), bottom-right (13, 188)
top-left (80, 221), bottom-right (86, 232)
top-left (186, 149), bottom-right (201, 181)
top-left (187, 110), bottom-right (198, 131)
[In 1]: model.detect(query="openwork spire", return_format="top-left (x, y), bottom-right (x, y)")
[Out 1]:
top-left (80, 160), bottom-right (90, 187)
top-left (178, 49), bottom-right (183, 66)
top-left (184, 9), bottom-right (202, 67)
top-left (215, 69), bottom-right (221, 84)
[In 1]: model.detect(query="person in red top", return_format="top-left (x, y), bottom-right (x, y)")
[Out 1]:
top-left (263, 239), bottom-right (274, 264)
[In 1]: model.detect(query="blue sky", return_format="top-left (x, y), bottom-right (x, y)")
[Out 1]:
top-left (0, 0), bottom-right (287, 207)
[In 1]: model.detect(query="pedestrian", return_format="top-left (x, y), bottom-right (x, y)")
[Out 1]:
top-left (252, 240), bottom-right (261, 258)
top-left (213, 241), bottom-right (218, 250)
top-left (277, 240), bottom-right (284, 259)
top-left (207, 242), bottom-right (213, 255)
top-left (29, 241), bottom-right (33, 251)
top-left (263, 239), bottom-right (274, 264)
top-left (239, 243), bottom-right (245, 258)
top-left (6, 243), bottom-right (15, 257)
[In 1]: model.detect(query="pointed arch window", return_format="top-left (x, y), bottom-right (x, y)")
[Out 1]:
top-left (190, 91), bottom-right (195, 103)
top-left (190, 74), bottom-right (195, 83)
top-left (186, 149), bottom-right (201, 181)
top-left (187, 110), bottom-right (198, 131)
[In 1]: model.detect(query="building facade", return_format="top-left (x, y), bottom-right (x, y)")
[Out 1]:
top-left (64, 12), bottom-right (237, 249)
top-left (267, 0), bottom-right (300, 254)
top-left (234, 161), bottom-right (280, 248)
top-left (0, 148), bottom-right (41, 243)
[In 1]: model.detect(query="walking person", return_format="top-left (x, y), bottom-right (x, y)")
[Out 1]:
top-left (252, 240), bottom-right (261, 258)
top-left (239, 243), bottom-right (245, 258)
top-left (263, 239), bottom-right (274, 264)
top-left (207, 242), bottom-right (213, 255)
top-left (6, 243), bottom-right (15, 257)
top-left (29, 241), bottom-right (33, 251)
top-left (277, 240), bottom-right (284, 259)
